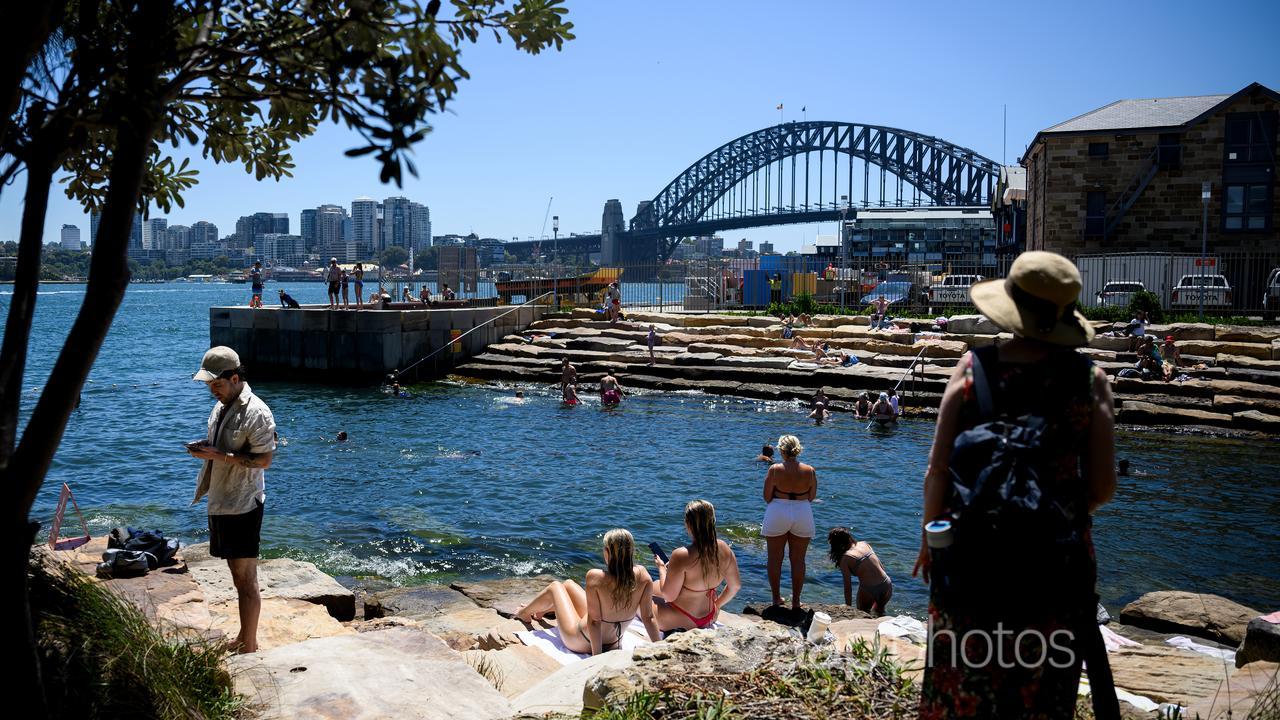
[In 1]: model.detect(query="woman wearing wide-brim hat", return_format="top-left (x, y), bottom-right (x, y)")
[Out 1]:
top-left (911, 251), bottom-right (1117, 718)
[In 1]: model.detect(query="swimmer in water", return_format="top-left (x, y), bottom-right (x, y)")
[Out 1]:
top-left (563, 383), bottom-right (579, 405)
top-left (599, 372), bottom-right (624, 405)
top-left (808, 402), bottom-right (830, 424)
top-left (337, 431), bottom-right (348, 442)
top-left (516, 390), bottom-right (525, 400)
top-left (755, 444), bottom-right (775, 464)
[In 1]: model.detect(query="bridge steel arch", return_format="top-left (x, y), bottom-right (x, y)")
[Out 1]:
top-left (629, 121), bottom-right (1002, 258)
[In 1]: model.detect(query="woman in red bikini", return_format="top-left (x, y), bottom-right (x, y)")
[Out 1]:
top-left (652, 500), bottom-right (742, 631)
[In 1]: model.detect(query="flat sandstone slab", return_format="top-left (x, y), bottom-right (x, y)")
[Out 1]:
top-left (187, 551), bottom-right (356, 621)
top-left (230, 627), bottom-right (513, 720)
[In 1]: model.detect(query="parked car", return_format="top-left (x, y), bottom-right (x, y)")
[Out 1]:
top-left (1263, 267), bottom-right (1280, 322)
top-left (928, 274), bottom-right (984, 305)
top-left (860, 281), bottom-right (926, 308)
top-left (1095, 280), bottom-right (1146, 308)
top-left (1170, 274), bottom-right (1232, 308)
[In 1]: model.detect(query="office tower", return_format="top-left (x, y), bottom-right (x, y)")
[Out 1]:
top-left (300, 208), bottom-right (317, 253)
top-left (89, 211), bottom-right (101, 247)
top-left (60, 224), bottom-right (81, 251)
top-left (142, 217), bottom-right (167, 249)
top-left (351, 197), bottom-right (379, 255)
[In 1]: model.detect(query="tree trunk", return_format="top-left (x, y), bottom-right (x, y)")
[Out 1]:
top-left (1, 102), bottom-right (160, 720)
top-left (0, 156), bottom-right (54, 462)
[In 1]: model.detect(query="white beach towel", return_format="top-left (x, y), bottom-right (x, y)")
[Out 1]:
top-left (1077, 676), bottom-right (1163, 712)
top-left (877, 616), bottom-right (927, 645)
top-left (1099, 625), bottom-right (1141, 652)
top-left (1166, 635), bottom-right (1237, 663)
top-left (788, 361), bottom-right (823, 371)
top-left (516, 618), bottom-right (653, 666)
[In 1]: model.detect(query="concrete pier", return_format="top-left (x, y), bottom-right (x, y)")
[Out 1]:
top-left (208, 304), bottom-right (548, 382)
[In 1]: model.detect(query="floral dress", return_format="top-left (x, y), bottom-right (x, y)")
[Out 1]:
top-left (919, 347), bottom-right (1098, 720)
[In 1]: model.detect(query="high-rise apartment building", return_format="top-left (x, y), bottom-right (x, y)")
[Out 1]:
top-left (165, 224), bottom-right (191, 250)
top-left (234, 212), bottom-right (289, 250)
top-left (411, 202), bottom-right (431, 252)
top-left (129, 212), bottom-right (143, 249)
top-left (188, 221), bottom-right (221, 260)
top-left (300, 208), bottom-right (317, 253)
top-left (760, 241), bottom-right (776, 255)
top-left (142, 217), bottom-right (168, 249)
top-left (316, 204), bottom-right (348, 260)
top-left (380, 196), bottom-right (431, 255)
top-left (261, 233), bottom-right (306, 266)
top-left (351, 197), bottom-right (380, 255)
top-left (89, 211), bottom-right (101, 247)
top-left (60, 224), bottom-right (81, 251)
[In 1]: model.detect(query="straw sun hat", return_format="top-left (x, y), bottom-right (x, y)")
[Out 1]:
top-left (969, 251), bottom-right (1094, 347)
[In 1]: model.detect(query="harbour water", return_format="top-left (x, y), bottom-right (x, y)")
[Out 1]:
top-left (6, 283), bottom-right (1280, 614)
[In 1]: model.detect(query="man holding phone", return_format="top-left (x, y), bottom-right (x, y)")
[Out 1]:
top-left (188, 346), bottom-right (276, 654)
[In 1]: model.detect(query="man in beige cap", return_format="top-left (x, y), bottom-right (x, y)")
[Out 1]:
top-left (187, 346), bottom-right (276, 654)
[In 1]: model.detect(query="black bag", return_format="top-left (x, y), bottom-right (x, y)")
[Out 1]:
top-left (940, 347), bottom-right (1093, 617)
top-left (122, 528), bottom-right (180, 569)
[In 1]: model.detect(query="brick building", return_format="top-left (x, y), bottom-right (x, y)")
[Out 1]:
top-left (1023, 82), bottom-right (1278, 255)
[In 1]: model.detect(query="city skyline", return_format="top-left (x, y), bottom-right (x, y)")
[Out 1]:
top-left (2, 0), bottom-right (1278, 253)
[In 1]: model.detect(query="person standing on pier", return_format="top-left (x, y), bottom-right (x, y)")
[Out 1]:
top-left (353, 263), bottom-right (365, 309)
top-left (340, 269), bottom-right (351, 309)
top-left (249, 261), bottom-right (264, 308)
top-left (325, 258), bottom-right (341, 309)
top-left (187, 347), bottom-right (277, 654)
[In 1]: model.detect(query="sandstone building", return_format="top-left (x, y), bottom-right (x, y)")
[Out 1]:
top-left (1023, 82), bottom-right (1278, 256)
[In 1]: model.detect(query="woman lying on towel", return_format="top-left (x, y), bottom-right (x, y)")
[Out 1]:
top-left (652, 500), bottom-right (742, 632)
top-left (514, 529), bottom-right (661, 655)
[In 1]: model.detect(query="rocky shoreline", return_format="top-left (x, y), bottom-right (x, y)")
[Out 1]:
top-left (455, 310), bottom-right (1280, 437)
top-left (37, 536), bottom-right (1280, 718)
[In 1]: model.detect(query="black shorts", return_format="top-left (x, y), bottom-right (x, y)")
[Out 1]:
top-left (328, 280), bottom-right (340, 294)
top-left (209, 500), bottom-right (264, 559)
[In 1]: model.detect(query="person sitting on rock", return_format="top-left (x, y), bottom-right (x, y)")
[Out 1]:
top-left (828, 527), bottom-right (893, 616)
top-left (1135, 335), bottom-right (1163, 379)
top-left (515, 529), bottom-right (661, 655)
top-left (781, 317), bottom-right (795, 340)
top-left (652, 500), bottom-right (741, 632)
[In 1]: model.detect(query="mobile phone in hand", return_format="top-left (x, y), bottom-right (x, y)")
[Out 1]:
top-left (648, 542), bottom-right (668, 564)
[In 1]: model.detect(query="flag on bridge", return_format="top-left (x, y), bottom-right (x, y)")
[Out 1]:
top-left (802, 106), bottom-right (806, 112)
top-left (776, 103), bottom-right (782, 110)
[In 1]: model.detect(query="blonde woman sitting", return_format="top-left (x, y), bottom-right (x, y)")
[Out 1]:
top-left (653, 500), bottom-right (742, 631)
top-left (514, 529), bottom-right (661, 655)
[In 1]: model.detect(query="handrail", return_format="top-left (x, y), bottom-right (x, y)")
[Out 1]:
top-left (892, 345), bottom-right (930, 394)
top-left (399, 291), bottom-right (553, 375)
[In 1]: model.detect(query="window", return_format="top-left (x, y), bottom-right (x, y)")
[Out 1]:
top-left (1223, 182), bottom-right (1272, 231)
top-left (1225, 112), bottom-right (1278, 164)
top-left (1088, 142), bottom-right (1109, 159)
top-left (1085, 191), bottom-right (1106, 236)
top-left (1157, 133), bottom-right (1181, 169)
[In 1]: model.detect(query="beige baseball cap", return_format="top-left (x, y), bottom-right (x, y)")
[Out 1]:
top-left (193, 346), bottom-right (241, 382)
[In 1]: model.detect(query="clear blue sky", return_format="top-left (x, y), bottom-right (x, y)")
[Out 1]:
top-left (3, 0), bottom-right (1278, 253)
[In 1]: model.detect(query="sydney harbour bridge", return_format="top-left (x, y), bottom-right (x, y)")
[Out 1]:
top-left (505, 121), bottom-right (1003, 263)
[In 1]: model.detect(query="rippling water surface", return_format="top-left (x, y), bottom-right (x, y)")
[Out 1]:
top-left (6, 282), bottom-right (1279, 614)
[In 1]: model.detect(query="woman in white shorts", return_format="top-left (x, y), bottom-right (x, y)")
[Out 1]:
top-left (761, 434), bottom-right (817, 610)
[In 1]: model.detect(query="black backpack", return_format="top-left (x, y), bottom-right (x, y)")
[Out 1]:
top-left (940, 347), bottom-right (1093, 617)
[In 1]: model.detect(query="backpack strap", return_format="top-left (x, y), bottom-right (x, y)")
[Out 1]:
top-left (969, 346), bottom-right (996, 421)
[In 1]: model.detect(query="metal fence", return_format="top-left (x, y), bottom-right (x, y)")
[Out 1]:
top-left (471, 250), bottom-right (1280, 320)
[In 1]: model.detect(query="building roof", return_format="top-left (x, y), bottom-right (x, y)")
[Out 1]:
top-left (1036, 82), bottom-right (1279, 138)
top-left (1044, 94), bottom-right (1230, 134)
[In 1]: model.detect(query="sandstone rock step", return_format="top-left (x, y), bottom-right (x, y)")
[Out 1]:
top-left (185, 543), bottom-right (356, 621)
top-left (229, 627), bottom-right (514, 720)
